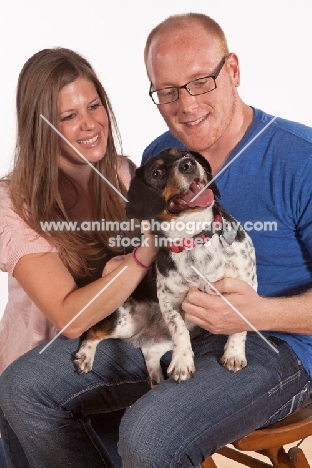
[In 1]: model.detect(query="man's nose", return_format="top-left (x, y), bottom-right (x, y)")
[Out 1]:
top-left (177, 87), bottom-right (198, 113)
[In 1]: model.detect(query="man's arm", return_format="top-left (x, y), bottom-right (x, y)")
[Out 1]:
top-left (182, 278), bottom-right (312, 335)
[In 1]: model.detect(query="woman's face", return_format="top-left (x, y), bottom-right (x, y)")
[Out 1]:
top-left (57, 77), bottom-right (109, 168)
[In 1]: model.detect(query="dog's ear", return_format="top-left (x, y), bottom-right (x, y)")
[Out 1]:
top-left (188, 150), bottom-right (221, 199)
top-left (126, 167), bottom-right (166, 220)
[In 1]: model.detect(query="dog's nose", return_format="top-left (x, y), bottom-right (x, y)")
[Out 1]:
top-left (178, 157), bottom-right (196, 174)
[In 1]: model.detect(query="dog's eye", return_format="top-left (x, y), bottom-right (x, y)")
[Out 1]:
top-left (152, 168), bottom-right (163, 179)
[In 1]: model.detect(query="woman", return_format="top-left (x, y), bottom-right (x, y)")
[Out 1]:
top-left (0, 48), bottom-right (157, 467)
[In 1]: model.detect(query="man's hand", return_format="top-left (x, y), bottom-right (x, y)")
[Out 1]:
top-left (182, 278), bottom-right (263, 335)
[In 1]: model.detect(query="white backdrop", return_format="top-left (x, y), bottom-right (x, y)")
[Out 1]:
top-left (1, 0), bottom-right (312, 317)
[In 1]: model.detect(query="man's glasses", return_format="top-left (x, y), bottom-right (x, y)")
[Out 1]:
top-left (149, 56), bottom-right (227, 105)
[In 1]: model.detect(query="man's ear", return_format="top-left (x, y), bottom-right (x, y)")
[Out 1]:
top-left (189, 150), bottom-right (221, 199)
top-left (227, 52), bottom-right (240, 87)
top-left (126, 169), bottom-right (166, 219)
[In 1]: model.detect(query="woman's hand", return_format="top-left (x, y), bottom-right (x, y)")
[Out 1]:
top-left (135, 220), bottom-right (158, 266)
top-left (182, 278), bottom-right (265, 334)
top-left (102, 255), bottom-right (129, 277)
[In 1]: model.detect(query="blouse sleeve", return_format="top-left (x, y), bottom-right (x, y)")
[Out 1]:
top-left (0, 184), bottom-right (57, 275)
top-left (118, 156), bottom-right (137, 189)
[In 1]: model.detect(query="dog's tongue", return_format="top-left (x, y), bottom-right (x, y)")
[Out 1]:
top-left (183, 182), bottom-right (214, 208)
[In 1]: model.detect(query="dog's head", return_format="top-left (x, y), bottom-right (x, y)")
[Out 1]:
top-left (126, 148), bottom-right (220, 220)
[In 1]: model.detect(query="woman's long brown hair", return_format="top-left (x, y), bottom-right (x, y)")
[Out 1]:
top-left (7, 47), bottom-right (134, 280)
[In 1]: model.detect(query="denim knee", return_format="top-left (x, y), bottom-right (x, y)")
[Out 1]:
top-left (119, 405), bottom-right (162, 468)
top-left (119, 401), bottom-right (187, 468)
top-left (0, 360), bottom-right (27, 416)
top-left (0, 348), bottom-right (60, 425)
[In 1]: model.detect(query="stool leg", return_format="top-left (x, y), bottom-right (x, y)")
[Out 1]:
top-left (262, 448), bottom-right (290, 467)
top-left (201, 457), bottom-right (218, 468)
top-left (288, 447), bottom-right (310, 468)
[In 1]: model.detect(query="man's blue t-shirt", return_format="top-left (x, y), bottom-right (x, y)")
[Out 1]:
top-left (142, 108), bottom-right (312, 377)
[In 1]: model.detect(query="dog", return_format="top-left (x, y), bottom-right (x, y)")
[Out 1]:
top-left (74, 148), bottom-right (257, 386)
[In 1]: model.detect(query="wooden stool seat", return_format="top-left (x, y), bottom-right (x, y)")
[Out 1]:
top-left (202, 394), bottom-right (312, 468)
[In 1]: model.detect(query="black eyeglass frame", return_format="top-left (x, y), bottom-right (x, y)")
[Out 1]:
top-left (149, 55), bottom-right (227, 105)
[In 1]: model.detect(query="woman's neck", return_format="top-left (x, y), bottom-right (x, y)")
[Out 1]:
top-left (58, 156), bottom-right (92, 192)
top-left (59, 166), bottom-right (93, 222)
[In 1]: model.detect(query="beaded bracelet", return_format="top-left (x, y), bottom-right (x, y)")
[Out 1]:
top-left (132, 247), bottom-right (154, 270)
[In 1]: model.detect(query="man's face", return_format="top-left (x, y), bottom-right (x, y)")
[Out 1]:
top-left (146, 25), bottom-right (240, 157)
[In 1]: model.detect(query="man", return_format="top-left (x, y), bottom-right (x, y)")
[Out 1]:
top-left (118, 13), bottom-right (312, 467)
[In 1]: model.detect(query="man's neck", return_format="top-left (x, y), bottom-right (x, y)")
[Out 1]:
top-left (201, 103), bottom-right (254, 175)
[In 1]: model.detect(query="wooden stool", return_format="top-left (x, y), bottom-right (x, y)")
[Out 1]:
top-left (202, 394), bottom-right (312, 467)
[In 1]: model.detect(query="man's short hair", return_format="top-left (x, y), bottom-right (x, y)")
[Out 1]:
top-left (144, 13), bottom-right (229, 71)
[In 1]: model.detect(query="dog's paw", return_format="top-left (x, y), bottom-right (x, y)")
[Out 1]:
top-left (148, 367), bottom-right (164, 388)
top-left (221, 332), bottom-right (247, 372)
top-left (73, 348), bottom-right (94, 374)
top-left (219, 353), bottom-right (247, 372)
top-left (167, 350), bottom-right (195, 382)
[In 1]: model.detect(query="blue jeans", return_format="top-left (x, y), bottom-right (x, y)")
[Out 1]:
top-left (0, 333), bottom-right (310, 467)
top-left (0, 438), bottom-right (7, 468)
top-left (0, 410), bottom-right (123, 468)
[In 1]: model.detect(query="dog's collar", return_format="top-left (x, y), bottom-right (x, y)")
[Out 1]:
top-left (165, 210), bottom-right (237, 253)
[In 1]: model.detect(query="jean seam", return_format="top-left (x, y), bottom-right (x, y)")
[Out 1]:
top-left (60, 377), bottom-right (149, 406)
top-left (268, 369), bottom-right (301, 396)
top-left (263, 381), bottom-right (310, 427)
top-left (79, 417), bottom-right (110, 467)
top-left (262, 398), bottom-right (293, 426)
top-left (289, 395), bottom-right (296, 414)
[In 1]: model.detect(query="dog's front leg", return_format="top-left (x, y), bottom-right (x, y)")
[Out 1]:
top-left (220, 332), bottom-right (247, 372)
top-left (73, 300), bottom-right (151, 374)
top-left (158, 294), bottom-right (195, 382)
top-left (141, 341), bottom-right (173, 388)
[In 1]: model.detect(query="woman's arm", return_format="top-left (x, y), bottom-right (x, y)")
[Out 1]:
top-left (14, 238), bottom-right (157, 339)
